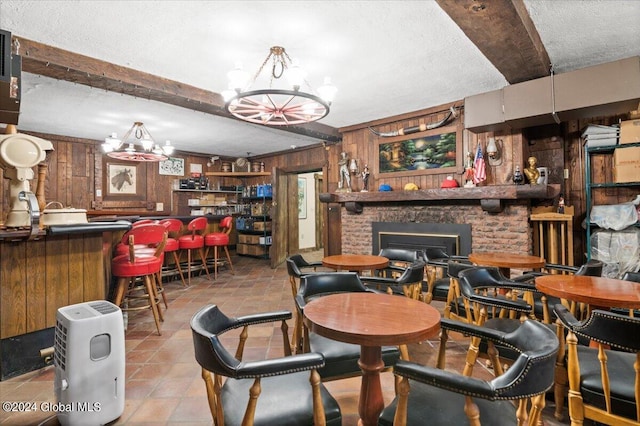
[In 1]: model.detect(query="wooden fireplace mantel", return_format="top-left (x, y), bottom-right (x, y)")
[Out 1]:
top-left (319, 184), bottom-right (561, 213)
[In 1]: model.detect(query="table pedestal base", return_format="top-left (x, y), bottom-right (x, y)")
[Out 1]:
top-left (358, 346), bottom-right (385, 426)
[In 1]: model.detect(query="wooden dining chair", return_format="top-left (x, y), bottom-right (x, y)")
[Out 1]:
top-left (190, 304), bottom-right (343, 426)
top-left (554, 304), bottom-right (640, 426)
top-left (361, 260), bottom-right (426, 300)
top-left (379, 318), bottom-right (559, 426)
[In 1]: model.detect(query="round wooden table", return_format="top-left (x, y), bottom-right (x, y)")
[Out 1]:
top-left (469, 252), bottom-right (545, 278)
top-left (303, 292), bottom-right (441, 426)
top-left (535, 275), bottom-right (640, 310)
top-left (322, 254), bottom-right (389, 274)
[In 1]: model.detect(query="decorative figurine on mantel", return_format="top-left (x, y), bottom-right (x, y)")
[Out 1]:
top-left (463, 151), bottom-right (476, 188)
top-left (337, 151), bottom-right (352, 192)
top-left (361, 164), bottom-right (370, 192)
top-left (523, 156), bottom-right (540, 184)
top-left (513, 165), bottom-right (525, 185)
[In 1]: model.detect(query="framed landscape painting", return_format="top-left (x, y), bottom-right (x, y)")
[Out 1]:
top-left (375, 124), bottom-right (462, 177)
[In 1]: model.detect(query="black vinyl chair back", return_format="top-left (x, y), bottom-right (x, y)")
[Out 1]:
top-left (378, 247), bottom-right (422, 263)
top-left (622, 271), bottom-right (640, 283)
top-left (191, 304), bottom-right (242, 377)
top-left (447, 260), bottom-right (475, 279)
top-left (457, 266), bottom-right (514, 299)
top-left (297, 272), bottom-right (369, 302)
top-left (396, 260), bottom-right (426, 284)
top-left (422, 247), bottom-right (449, 262)
top-left (379, 319), bottom-right (559, 426)
top-left (574, 259), bottom-right (604, 277)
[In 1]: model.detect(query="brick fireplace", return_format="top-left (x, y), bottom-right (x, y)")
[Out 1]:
top-left (341, 201), bottom-right (532, 257)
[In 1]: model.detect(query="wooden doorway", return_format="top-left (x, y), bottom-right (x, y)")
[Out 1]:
top-left (271, 163), bottom-right (326, 268)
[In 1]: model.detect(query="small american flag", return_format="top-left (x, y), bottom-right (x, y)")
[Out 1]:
top-left (473, 143), bottom-right (486, 184)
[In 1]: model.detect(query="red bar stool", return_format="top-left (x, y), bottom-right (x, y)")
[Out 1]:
top-left (204, 215), bottom-right (235, 280)
top-left (177, 216), bottom-right (211, 285)
top-left (158, 218), bottom-right (186, 287)
top-left (111, 224), bottom-right (167, 335)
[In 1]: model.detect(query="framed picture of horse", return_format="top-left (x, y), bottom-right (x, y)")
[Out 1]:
top-left (107, 163), bottom-right (138, 195)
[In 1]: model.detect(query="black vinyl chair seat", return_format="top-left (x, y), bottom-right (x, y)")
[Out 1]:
top-left (309, 332), bottom-right (400, 379)
top-left (191, 304), bottom-right (342, 426)
top-left (221, 370), bottom-right (342, 426)
top-left (576, 345), bottom-right (637, 420)
top-left (554, 304), bottom-right (640, 424)
top-left (379, 319), bottom-right (559, 426)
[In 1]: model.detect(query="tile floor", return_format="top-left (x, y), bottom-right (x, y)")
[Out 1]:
top-left (0, 251), bottom-right (577, 425)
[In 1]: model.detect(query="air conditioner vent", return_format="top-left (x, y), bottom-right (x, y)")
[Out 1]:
top-left (89, 301), bottom-right (119, 315)
top-left (54, 320), bottom-right (68, 371)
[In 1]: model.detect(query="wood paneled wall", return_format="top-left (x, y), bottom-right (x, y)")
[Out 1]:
top-left (337, 102), bottom-right (529, 192)
top-left (0, 234), bottom-right (104, 339)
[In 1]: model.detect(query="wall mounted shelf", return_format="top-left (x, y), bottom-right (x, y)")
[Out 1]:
top-left (319, 184), bottom-right (561, 213)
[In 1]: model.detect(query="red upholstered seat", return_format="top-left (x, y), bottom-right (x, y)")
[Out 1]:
top-left (112, 223), bottom-right (167, 336)
top-left (112, 253), bottom-right (163, 276)
top-left (204, 216), bottom-right (235, 280)
top-left (204, 232), bottom-right (229, 246)
top-left (178, 234), bottom-right (204, 249)
top-left (178, 217), bottom-right (210, 285)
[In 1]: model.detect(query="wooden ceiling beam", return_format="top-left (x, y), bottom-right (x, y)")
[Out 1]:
top-left (14, 36), bottom-right (341, 142)
top-left (436, 0), bottom-right (551, 84)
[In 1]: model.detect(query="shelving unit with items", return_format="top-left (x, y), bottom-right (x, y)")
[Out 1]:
top-left (584, 133), bottom-right (640, 275)
top-left (172, 188), bottom-right (243, 216)
top-left (235, 183), bottom-right (273, 258)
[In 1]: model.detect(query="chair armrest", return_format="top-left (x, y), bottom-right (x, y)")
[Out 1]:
top-left (235, 310), bottom-right (293, 327)
top-left (553, 304), bottom-right (580, 330)
top-left (393, 360), bottom-right (494, 399)
top-left (236, 352), bottom-right (326, 378)
top-left (424, 259), bottom-right (449, 268)
top-left (494, 279), bottom-right (540, 293)
top-left (466, 292), bottom-right (532, 313)
top-left (440, 318), bottom-right (507, 342)
top-left (360, 276), bottom-right (397, 287)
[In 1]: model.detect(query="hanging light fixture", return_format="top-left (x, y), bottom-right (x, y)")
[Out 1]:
top-left (222, 46), bottom-right (337, 126)
top-left (101, 122), bottom-right (174, 162)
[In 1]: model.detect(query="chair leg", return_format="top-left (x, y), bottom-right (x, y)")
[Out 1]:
top-left (223, 246), bottom-right (234, 274)
top-left (198, 248), bottom-right (211, 280)
top-left (155, 270), bottom-right (168, 310)
top-left (113, 277), bottom-right (127, 308)
top-left (171, 251), bottom-right (187, 286)
top-left (143, 275), bottom-right (162, 336)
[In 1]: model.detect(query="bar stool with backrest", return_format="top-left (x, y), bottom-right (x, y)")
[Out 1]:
top-left (114, 219), bottom-right (169, 310)
top-left (203, 215), bottom-right (235, 280)
top-left (177, 216), bottom-right (210, 285)
top-left (111, 223), bottom-right (167, 335)
top-left (158, 218), bottom-right (186, 287)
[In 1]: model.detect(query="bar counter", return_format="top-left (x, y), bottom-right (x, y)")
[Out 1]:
top-left (0, 214), bottom-right (229, 379)
top-left (0, 220), bottom-right (133, 380)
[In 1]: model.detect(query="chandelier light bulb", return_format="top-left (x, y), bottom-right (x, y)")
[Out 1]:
top-left (287, 59), bottom-right (307, 91)
top-left (227, 62), bottom-right (250, 92)
top-left (141, 136), bottom-right (154, 151)
top-left (162, 140), bottom-right (174, 156)
top-left (317, 77), bottom-right (337, 104)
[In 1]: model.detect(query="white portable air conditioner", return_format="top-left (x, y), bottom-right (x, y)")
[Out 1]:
top-left (54, 301), bottom-right (125, 426)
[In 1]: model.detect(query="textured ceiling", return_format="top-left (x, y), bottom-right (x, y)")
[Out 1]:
top-left (1, 0), bottom-right (639, 157)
